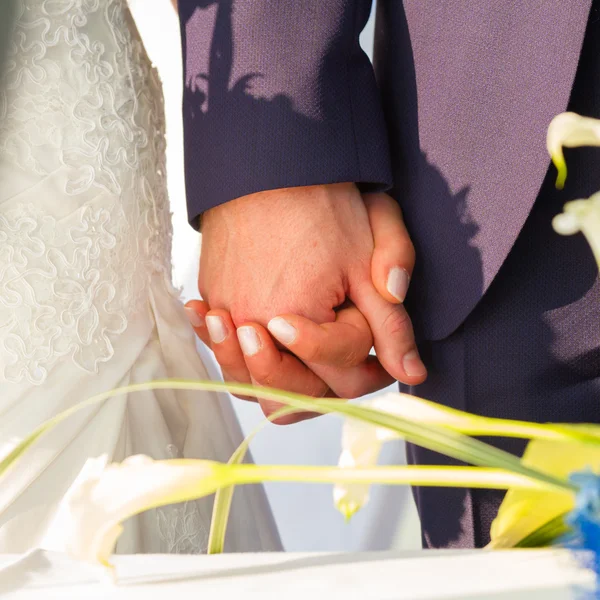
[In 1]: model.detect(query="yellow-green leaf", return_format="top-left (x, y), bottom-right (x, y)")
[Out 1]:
top-left (489, 434), bottom-right (600, 549)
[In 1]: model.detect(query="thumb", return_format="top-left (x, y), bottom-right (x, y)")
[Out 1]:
top-left (364, 192), bottom-right (415, 304)
top-left (351, 282), bottom-right (427, 385)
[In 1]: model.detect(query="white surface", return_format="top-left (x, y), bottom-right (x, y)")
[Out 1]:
top-left (0, 550), bottom-right (595, 600)
top-left (130, 0), bottom-right (421, 553)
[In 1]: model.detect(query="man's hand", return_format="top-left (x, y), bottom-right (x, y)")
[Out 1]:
top-left (200, 183), bottom-right (372, 325)
top-left (188, 184), bottom-right (426, 418)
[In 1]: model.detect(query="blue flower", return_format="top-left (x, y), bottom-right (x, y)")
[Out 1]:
top-left (558, 471), bottom-right (600, 599)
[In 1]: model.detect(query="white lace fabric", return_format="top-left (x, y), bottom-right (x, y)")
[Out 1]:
top-left (0, 0), bottom-right (281, 557)
top-left (0, 0), bottom-right (174, 385)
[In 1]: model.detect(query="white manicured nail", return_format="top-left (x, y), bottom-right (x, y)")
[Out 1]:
top-left (184, 306), bottom-right (204, 328)
top-left (387, 267), bottom-right (410, 302)
top-left (268, 317), bottom-right (297, 345)
top-left (237, 326), bottom-right (261, 356)
top-left (206, 315), bottom-right (227, 344)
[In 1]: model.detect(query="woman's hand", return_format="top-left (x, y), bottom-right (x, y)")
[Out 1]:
top-left (185, 299), bottom-right (394, 424)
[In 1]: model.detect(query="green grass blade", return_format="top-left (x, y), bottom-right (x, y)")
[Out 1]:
top-left (4, 378), bottom-right (586, 558)
top-left (207, 406), bottom-right (299, 554)
top-left (315, 401), bottom-right (574, 492)
top-left (0, 380), bottom-right (310, 479)
top-left (0, 379), bottom-right (574, 494)
top-left (515, 514), bottom-right (571, 548)
top-left (396, 397), bottom-right (600, 445)
top-left (486, 513), bottom-right (571, 549)
top-left (509, 513), bottom-right (571, 548)
top-left (230, 465), bottom-right (559, 492)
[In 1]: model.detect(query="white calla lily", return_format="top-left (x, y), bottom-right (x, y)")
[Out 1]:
top-left (547, 112), bottom-right (600, 189)
top-left (333, 393), bottom-right (466, 519)
top-left (334, 415), bottom-right (396, 520)
top-left (552, 191), bottom-right (600, 268)
top-left (62, 455), bottom-right (231, 569)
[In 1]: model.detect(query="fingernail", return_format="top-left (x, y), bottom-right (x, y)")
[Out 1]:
top-left (237, 326), bottom-right (262, 356)
top-left (206, 315), bottom-right (228, 344)
top-left (267, 317), bottom-right (297, 345)
top-left (387, 267), bottom-right (410, 302)
top-left (403, 350), bottom-right (427, 378)
top-left (184, 306), bottom-right (204, 328)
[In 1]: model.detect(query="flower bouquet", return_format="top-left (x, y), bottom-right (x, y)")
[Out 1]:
top-left (1, 112), bottom-right (600, 593)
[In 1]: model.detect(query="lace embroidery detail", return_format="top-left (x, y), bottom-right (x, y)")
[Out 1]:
top-left (155, 445), bottom-right (209, 554)
top-left (0, 0), bottom-right (174, 384)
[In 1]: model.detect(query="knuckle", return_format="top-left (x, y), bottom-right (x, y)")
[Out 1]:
top-left (302, 341), bottom-right (323, 364)
top-left (251, 368), bottom-right (276, 389)
top-left (381, 308), bottom-right (411, 337)
top-left (349, 256), bottom-right (372, 284)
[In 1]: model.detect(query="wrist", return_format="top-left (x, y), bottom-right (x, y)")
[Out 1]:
top-left (204, 182), bottom-right (359, 222)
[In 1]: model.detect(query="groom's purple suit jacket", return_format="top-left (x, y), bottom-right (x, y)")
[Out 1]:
top-left (178, 0), bottom-right (592, 342)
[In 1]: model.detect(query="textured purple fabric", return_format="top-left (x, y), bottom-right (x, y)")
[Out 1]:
top-left (376, 1), bottom-right (593, 340)
top-left (405, 4), bottom-right (600, 547)
top-left (178, 0), bottom-right (600, 549)
top-left (179, 0), bottom-right (592, 339)
top-left (178, 0), bottom-right (391, 229)
top-left (406, 166), bottom-right (600, 548)
top-left (178, 0), bottom-right (600, 550)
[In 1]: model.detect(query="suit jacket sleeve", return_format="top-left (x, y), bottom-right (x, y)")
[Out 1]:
top-left (179, 0), bottom-right (392, 228)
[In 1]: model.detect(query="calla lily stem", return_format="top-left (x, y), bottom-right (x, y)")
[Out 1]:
top-left (226, 465), bottom-right (568, 492)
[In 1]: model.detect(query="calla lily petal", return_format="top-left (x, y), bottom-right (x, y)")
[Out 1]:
top-left (333, 393), bottom-right (465, 519)
top-left (61, 455), bottom-right (231, 568)
top-left (552, 192), bottom-right (600, 269)
top-left (334, 420), bottom-right (388, 519)
top-left (547, 112), bottom-right (600, 189)
top-left (332, 392), bottom-right (578, 520)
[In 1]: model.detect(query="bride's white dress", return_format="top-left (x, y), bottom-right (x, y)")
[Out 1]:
top-left (0, 0), bottom-right (281, 554)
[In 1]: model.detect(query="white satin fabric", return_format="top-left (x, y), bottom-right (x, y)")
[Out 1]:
top-left (0, 0), bottom-right (280, 555)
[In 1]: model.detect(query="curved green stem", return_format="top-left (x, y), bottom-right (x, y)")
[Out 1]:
top-left (229, 465), bottom-right (569, 492)
top-left (2, 379), bottom-right (577, 493)
top-left (0, 380), bottom-right (315, 479)
top-left (208, 406), bottom-right (299, 554)
top-left (486, 512), bottom-right (571, 550)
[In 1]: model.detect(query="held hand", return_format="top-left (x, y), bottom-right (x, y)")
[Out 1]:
top-left (189, 185), bottom-right (425, 420)
top-left (198, 183), bottom-right (372, 327)
top-left (187, 299), bottom-right (395, 423)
